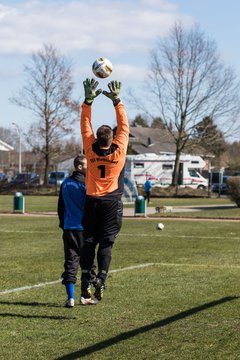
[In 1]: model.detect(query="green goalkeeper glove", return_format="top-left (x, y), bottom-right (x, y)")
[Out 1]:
top-left (83, 78), bottom-right (102, 105)
top-left (103, 81), bottom-right (121, 106)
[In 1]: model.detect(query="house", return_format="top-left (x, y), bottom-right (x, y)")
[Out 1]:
top-left (128, 126), bottom-right (176, 154)
top-left (0, 140), bottom-right (14, 171)
top-left (0, 139), bottom-right (14, 152)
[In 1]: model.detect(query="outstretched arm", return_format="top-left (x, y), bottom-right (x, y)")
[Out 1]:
top-left (114, 102), bottom-right (129, 152)
top-left (103, 81), bottom-right (129, 152)
top-left (81, 78), bottom-right (102, 151)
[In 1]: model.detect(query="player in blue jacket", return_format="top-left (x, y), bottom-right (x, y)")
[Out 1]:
top-left (58, 155), bottom-right (96, 307)
top-left (144, 178), bottom-right (152, 204)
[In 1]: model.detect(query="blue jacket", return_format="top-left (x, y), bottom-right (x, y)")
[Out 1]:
top-left (144, 180), bottom-right (152, 192)
top-left (57, 171), bottom-right (86, 230)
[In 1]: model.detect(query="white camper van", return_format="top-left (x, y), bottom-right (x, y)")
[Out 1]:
top-left (125, 153), bottom-right (208, 189)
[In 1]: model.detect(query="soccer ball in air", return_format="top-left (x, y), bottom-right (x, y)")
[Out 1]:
top-left (156, 223), bottom-right (164, 230)
top-left (92, 57), bottom-right (113, 78)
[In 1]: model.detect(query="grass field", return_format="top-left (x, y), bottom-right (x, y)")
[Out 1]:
top-left (0, 195), bottom-right (238, 219)
top-left (0, 195), bottom-right (58, 213)
top-left (0, 214), bottom-right (239, 360)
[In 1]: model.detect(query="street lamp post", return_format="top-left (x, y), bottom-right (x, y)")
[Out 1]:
top-left (12, 122), bottom-right (22, 173)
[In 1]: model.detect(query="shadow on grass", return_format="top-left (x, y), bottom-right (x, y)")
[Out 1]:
top-left (0, 312), bottom-right (76, 320)
top-left (56, 296), bottom-right (239, 360)
top-left (186, 205), bottom-right (237, 211)
top-left (0, 301), bottom-right (76, 320)
top-left (0, 300), bottom-right (62, 308)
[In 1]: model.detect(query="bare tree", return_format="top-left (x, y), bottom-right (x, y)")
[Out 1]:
top-left (0, 127), bottom-right (15, 146)
top-left (10, 44), bottom-right (79, 185)
top-left (224, 141), bottom-right (240, 171)
top-left (129, 22), bottom-right (240, 186)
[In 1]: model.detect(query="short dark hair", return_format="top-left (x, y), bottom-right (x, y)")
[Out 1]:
top-left (73, 154), bottom-right (86, 170)
top-left (96, 125), bottom-right (113, 147)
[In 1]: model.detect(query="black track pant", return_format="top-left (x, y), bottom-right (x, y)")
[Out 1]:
top-left (145, 191), bottom-right (151, 203)
top-left (61, 230), bottom-right (84, 285)
top-left (81, 196), bottom-right (123, 283)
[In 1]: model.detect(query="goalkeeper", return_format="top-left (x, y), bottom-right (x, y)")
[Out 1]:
top-left (80, 78), bottom-right (129, 303)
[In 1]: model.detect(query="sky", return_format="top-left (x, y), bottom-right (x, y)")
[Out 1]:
top-left (0, 0), bottom-right (239, 143)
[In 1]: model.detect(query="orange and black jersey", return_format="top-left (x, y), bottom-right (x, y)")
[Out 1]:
top-left (81, 102), bottom-right (129, 198)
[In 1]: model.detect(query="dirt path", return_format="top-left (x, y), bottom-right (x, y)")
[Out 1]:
top-left (0, 210), bottom-right (239, 222)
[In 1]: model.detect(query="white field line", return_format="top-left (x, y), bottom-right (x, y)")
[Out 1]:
top-left (0, 279), bottom-right (61, 295)
top-left (154, 263), bottom-right (240, 269)
top-left (119, 233), bottom-right (240, 240)
top-left (109, 263), bottom-right (155, 273)
top-left (0, 263), bottom-right (154, 295)
top-left (1, 262), bottom-right (240, 296)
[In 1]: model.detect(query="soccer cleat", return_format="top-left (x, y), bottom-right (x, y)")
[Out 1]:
top-left (93, 278), bottom-right (105, 301)
top-left (80, 279), bottom-right (98, 305)
top-left (80, 296), bottom-right (98, 305)
top-left (81, 279), bottom-right (92, 299)
top-left (64, 298), bottom-right (74, 308)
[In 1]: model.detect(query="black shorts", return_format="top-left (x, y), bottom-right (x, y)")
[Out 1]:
top-left (82, 196), bottom-right (123, 244)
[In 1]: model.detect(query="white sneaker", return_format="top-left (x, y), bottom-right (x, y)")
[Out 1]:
top-left (80, 296), bottom-right (98, 305)
top-left (65, 298), bottom-right (75, 308)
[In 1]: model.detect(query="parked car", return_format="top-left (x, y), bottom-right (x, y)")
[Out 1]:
top-left (48, 170), bottom-right (69, 186)
top-left (10, 172), bottom-right (40, 186)
top-left (212, 175), bottom-right (230, 194)
top-left (0, 172), bottom-right (8, 186)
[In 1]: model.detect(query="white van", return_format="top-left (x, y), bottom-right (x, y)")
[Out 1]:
top-left (125, 153), bottom-right (208, 189)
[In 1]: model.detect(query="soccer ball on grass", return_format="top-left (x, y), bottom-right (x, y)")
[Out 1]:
top-left (156, 223), bottom-right (164, 230)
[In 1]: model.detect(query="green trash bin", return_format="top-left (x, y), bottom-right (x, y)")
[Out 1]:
top-left (13, 192), bottom-right (25, 213)
top-left (134, 195), bottom-right (146, 216)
